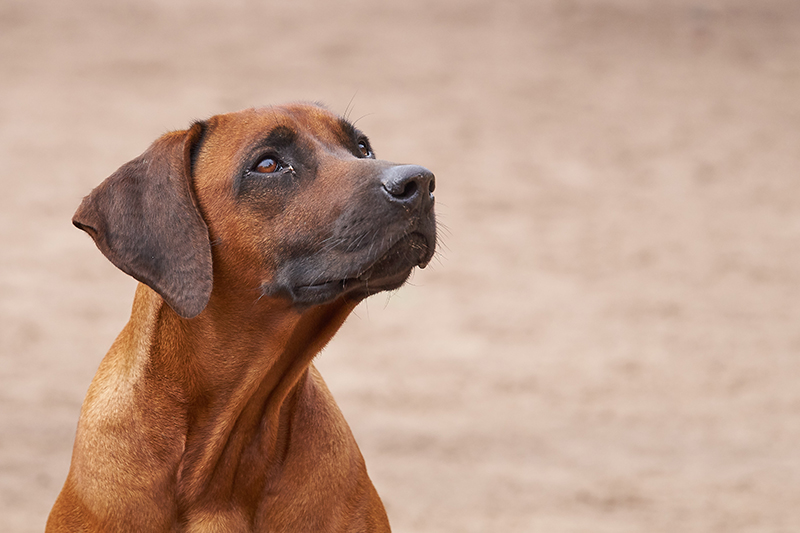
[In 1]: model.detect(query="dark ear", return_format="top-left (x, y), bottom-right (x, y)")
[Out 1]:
top-left (73, 123), bottom-right (213, 319)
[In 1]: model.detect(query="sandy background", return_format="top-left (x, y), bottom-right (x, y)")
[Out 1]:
top-left (2, 0), bottom-right (800, 531)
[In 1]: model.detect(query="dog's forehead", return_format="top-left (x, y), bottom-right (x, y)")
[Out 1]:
top-left (209, 104), bottom-right (354, 150)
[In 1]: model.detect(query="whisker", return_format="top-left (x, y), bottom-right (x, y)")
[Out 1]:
top-left (343, 91), bottom-right (359, 122)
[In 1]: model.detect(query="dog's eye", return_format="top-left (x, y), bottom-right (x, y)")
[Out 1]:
top-left (254, 157), bottom-right (282, 174)
top-left (357, 141), bottom-right (373, 158)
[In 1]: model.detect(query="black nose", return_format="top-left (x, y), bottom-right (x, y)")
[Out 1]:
top-left (381, 165), bottom-right (435, 211)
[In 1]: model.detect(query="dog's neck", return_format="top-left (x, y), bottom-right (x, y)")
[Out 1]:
top-left (129, 283), bottom-right (358, 515)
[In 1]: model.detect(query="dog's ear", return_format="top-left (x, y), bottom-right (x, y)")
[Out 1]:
top-left (73, 123), bottom-right (213, 319)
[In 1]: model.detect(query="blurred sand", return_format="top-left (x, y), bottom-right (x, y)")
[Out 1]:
top-left (2, 1), bottom-right (800, 531)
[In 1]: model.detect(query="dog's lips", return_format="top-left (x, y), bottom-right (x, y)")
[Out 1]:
top-left (353, 232), bottom-right (432, 282)
top-left (295, 232), bottom-right (433, 301)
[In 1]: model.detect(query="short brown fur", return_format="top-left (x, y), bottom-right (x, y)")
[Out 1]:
top-left (47, 103), bottom-right (436, 532)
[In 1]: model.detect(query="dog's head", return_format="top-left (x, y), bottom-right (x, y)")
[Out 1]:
top-left (73, 103), bottom-right (437, 318)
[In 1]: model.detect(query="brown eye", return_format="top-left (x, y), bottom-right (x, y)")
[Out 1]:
top-left (357, 141), bottom-right (373, 158)
top-left (255, 157), bottom-right (280, 173)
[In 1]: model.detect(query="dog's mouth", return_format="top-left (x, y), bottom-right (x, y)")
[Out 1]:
top-left (289, 232), bottom-right (434, 306)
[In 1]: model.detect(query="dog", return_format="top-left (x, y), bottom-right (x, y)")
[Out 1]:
top-left (46, 103), bottom-right (436, 532)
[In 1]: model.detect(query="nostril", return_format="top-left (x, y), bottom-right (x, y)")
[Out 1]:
top-left (428, 176), bottom-right (436, 194)
top-left (384, 174), bottom-right (422, 200)
top-left (382, 165), bottom-right (435, 205)
top-left (397, 179), bottom-right (418, 200)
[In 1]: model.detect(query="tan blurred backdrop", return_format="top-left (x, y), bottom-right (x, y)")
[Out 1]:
top-left (2, 1), bottom-right (800, 531)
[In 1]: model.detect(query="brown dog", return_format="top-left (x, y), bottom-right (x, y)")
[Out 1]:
top-left (46, 103), bottom-right (436, 532)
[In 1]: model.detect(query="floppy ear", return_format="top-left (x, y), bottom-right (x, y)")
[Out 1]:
top-left (73, 123), bottom-right (213, 319)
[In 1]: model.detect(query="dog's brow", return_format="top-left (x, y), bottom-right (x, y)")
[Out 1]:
top-left (335, 117), bottom-right (372, 156)
top-left (338, 118), bottom-right (361, 142)
top-left (240, 125), bottom-right (299, 167)
top-left (262, 125), bottom-right (297, 148)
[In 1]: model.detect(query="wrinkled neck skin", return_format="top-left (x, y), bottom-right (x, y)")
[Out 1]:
top-left (69, 282), bottom-right (374, 531)
top-left (173, 283), bottom-right (358, 503)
